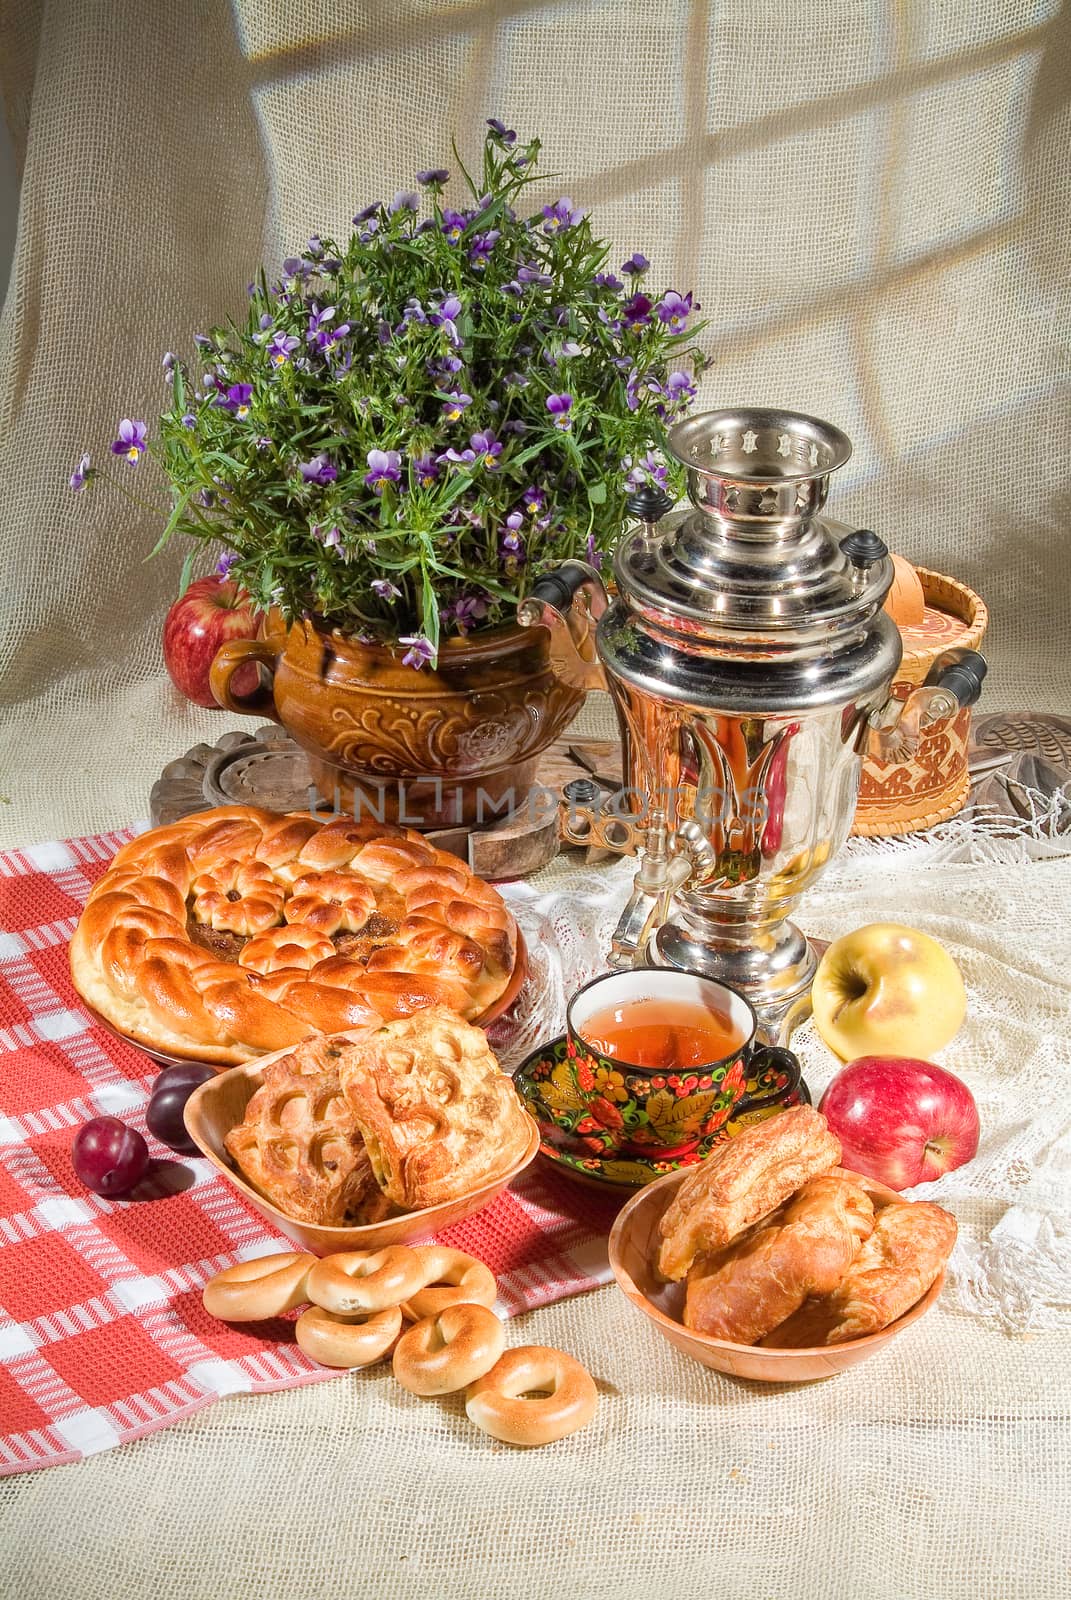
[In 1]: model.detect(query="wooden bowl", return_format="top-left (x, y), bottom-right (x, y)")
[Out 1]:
top-left (182, 1036), bottom-right (541, 1255)
top-left (86, 930), bottom-right (528, 1072)
top-left (608, 1166), bottom-right (946, 1382)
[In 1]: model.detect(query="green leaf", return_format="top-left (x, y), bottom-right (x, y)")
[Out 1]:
top-left (146, 486), bottom-right (196, 558)
top-left (177, 547), bottom-right (197, 597)
top-left (587, 481), bottom-right (607, 505)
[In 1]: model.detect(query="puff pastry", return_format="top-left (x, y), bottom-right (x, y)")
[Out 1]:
top-left (224, 1035), bottom-right (394, 1226)
top-left (337, 1006), bottom-right (532, 1209)
top-left (762, 1199), bottom-right (957, 1347)
top-left (683, 1174), bottom-right (875, 1344)
top-left (69, 807), bottom-right (518, 1063)
top-left (657, 1105), bottom-right (842, 1281)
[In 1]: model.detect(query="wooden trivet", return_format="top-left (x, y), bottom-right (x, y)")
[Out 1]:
top-left (149, 728), bottom-right (624, 880)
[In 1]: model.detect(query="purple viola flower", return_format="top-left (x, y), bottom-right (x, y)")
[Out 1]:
top-left (542, 197), bottom-right (585, 234)
top-left (110, 418), bottom-right (148, 464)
top-left (502, 419), bottom-right (527, 436)
top-left (322, 525), bottom-right (343, 553)
top-left (364, 449), bottom-right (402, 493)
top-left (500, 279), bottom-right (525, 297)
top-left (400, 297), bottom-right (427, 328)
top-left (429, 293), bottom-right (463, 345)
top-left (299, 453), bottom-right (337, 486)
top-left (467, 230), bottom-right (500, 269)
top-left (427, 353), bottom-right (462, 378)
top-left (470, 429), bottom-right (502, 469)
top-left (656, 290), bottom-right (695, 331)
top-left (441, 209), bottom-right (468, 243)
top-left (254, 434), bottom-right (272, 451)
top-left (372, 577), bottom-right (401, 600)
top-left (622, 293), bottom-right (653, 329)
top-left (586, 532), bottom-right (603, 570)
top-left (69, 452), bottom-right (91, 492)
top-left (162, 351), bottom-right (177, 373)
top-left (413, 453), bottom-right (441, 487)
top-left (546, 393), bottom-right (573, 430)
top-left (353, 202), bottom-right (381, 224)
top-left (417, 168), bottom-right (449, 187)
top-left (504, 371), bottom-right (529, 390)
top-left (389, 190), bottom-right (419, 216)
top-left (444, 594), bottom-right (490, 634)
top-left (266, 331), bottom-right (300, 367)
top-left (624, 450), bottom-right (670, 491)
top-left (517, 264), bottom-right (552, 287)
top-left (217, 383), bottom-right (253, 417)
top-left (441, 446), bottom-right (476, 467)
top-left (499, 510), bottom-right (525, 562)
top-left (441, 389), bottom-right (473, 422)
top-left (621, 252), bottom-right (650, 276)
top-left (305, 305), bottom-right (336, 343)
top-left (400, 634), bottom-right (436, 669)
top-left (192, 333), bottom-right (213, 350)
top-left (486, 117), bottom-right (517, 145)
top-left (181, 413), bottom-right (197, 429)
top-left (593, 272), bottom-right (623, 291)
top-left (522, 486), bottom-right (546, 516)
top-left (665, 370), bottom-right (697, 406)
top-left (358, 217), bottom-right (380, 242)
top-left (215, 551), bottom-right (239, 578)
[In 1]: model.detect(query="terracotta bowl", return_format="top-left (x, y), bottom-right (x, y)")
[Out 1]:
top-left (608, 1165), bottom-right (946, 1382)
top-left (182, 1037), bottom-right (540, 1255)
top-left (85, 930), bottom-right (528, 1072)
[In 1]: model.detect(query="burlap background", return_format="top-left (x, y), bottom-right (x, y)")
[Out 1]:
top-left (1, 0), bottom-right (1070, 845)
top-left (1, 3), bottom-right (1069, 1596)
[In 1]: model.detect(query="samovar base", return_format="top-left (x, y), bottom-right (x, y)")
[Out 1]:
top-left (649, 918), bottom-right (817, 1042)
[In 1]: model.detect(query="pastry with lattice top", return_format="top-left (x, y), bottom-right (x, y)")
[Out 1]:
top-left (69, 806), bottom-right (520, 1064)
top-left (223, 1035), bottom-right (394, 1226)
top-left (337, 1006), bottom-right (533, 1209)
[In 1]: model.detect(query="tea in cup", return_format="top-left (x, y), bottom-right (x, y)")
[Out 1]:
top-left (518, 969), bottom-right (804, 1185)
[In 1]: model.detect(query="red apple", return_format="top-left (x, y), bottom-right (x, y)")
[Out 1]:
top-left (162, 576), bottom-right (260, 708)
top-left (819, 1055), bottom-right (979, 1191)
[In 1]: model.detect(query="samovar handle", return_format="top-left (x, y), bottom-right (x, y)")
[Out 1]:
top-left (516, 561), bottom-right (609, 690)
top-left (867, 648), bottom-right (988, 763)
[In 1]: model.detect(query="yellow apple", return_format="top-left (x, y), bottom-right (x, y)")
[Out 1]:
top-left (811, 923), bottom-right (967, 1061)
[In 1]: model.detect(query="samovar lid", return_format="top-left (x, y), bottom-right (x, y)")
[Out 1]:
top-left (614, 408), bottom-right (892, 643)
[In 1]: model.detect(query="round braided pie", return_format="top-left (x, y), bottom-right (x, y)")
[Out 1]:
top-left (70, 806), bottom-right (519, 1064)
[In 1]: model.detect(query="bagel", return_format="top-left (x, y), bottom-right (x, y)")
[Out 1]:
top-left (398, 1246), bottom-right (499, 1321)
top-left (295, 1303), bottom-right (403, 1368)
top-left (465, 1346), bottom-right (598, 1447)
top-left (202, 1252), bottom-right (314, 1321)
top-left (305, 1247), bottom-right (427, 1314)
top-left (392, 1304), bottom-right (506, 1396)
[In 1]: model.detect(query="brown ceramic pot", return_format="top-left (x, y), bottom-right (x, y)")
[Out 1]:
top-left (209, 613), bottom-right (585, 828)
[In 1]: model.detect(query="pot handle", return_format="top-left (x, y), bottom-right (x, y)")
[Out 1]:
top-left (736, 1044), bottom-right (809, 1115)
top-left (209, 637), bottom-right (281, 719)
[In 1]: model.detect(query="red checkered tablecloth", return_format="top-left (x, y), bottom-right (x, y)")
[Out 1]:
top-left (0, 830), bottom-right (618, 1475)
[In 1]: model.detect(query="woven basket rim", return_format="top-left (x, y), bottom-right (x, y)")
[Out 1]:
top-left (898, 566), bottom-right (988, 672)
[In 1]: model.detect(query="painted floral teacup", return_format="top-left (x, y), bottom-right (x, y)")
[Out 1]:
top-left (516, 969), bottom-right (805, 1186)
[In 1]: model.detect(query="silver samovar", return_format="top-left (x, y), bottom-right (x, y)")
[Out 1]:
top-left (519, 409), bottom-right (986, 1033)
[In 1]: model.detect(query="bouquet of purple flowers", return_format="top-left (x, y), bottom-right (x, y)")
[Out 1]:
top-left (72, 120), bottom-right (705, 665)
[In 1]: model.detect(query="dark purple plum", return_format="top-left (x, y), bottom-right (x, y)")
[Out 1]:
top-left (72, 1117), bottom-right (149, 1197)
top-left (147, 1064), bottom-right (216, 1153)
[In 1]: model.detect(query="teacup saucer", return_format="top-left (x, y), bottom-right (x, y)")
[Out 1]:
top-left (513, 1035), bottom-right (811, 1190)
